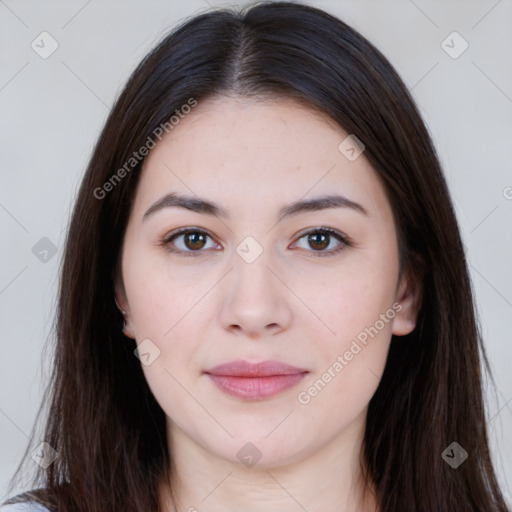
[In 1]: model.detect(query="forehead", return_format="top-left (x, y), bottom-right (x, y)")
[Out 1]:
top-left (131, 95), bottom-right (389, 219)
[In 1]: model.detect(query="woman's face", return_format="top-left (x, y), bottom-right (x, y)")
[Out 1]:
top-left (116, 95), bottom-right (420, 469)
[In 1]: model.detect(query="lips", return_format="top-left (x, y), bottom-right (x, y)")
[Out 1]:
top-left (204, 360), bottom-right (309, 400)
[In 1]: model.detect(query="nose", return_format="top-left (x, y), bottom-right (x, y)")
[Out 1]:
top-left (218, 246), bottom-right (293, 339)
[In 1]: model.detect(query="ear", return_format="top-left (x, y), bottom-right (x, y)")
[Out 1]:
top-left (114, 282), bottom-right (129, 314)
top-left (114, 280), bottom-right (136, 340)
top-left (392, 267), bottom-right (423, 336)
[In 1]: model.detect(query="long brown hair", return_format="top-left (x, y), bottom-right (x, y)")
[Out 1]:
top-left (3, 2), bottom-right (509, 511)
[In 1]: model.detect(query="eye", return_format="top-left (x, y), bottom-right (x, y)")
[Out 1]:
top-left (161, 228), bottom-right (220, 258)
top-left (292, 228), bottom-right (350, 257)
top-left (160, 227), bottom-right (350, 259)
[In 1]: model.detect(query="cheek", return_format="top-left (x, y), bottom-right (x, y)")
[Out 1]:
top-left (298, 262), bottom-right (397, 405)
top-left (307, 267), bottom-right (397, 347)
top-left (124, 247), bottom-right (203, 337)
top-left (129, 278), bottom-right (202, 371)
top-left (297, 287), bottom-right (394, 422)
top-left (126, 268), bottom-right (207, 430)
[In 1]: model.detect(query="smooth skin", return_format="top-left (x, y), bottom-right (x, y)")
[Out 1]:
top-left (115, 95), bottom-right (422, 512)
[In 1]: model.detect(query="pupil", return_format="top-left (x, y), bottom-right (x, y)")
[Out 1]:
top-left (309, 233), bottom-right (328, 250)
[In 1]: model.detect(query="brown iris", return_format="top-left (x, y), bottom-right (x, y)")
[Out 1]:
top-left (184, 232), bottom-right (207, 250)
top-left (308, 232), bottom-right (329, 251)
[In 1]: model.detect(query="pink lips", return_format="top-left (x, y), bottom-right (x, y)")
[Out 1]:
top-left (204, 360), bottom-right (308, 400)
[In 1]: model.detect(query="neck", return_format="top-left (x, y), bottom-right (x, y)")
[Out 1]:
top-left (159, 412), bottom-right (378, 512)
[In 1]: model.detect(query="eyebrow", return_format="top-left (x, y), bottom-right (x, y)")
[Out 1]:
top-left (142, 191), bottom-right (369, 222)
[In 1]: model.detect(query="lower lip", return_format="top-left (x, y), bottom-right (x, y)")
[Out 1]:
top-left (207, 373), bottom-right (307, 400)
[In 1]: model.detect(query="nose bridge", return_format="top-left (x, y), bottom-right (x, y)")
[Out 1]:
top-left (231, 234), bottom-right (277, 299)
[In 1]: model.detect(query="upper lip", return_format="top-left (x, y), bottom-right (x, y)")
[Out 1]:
top-left (204, 360), bottom-right (308, 377)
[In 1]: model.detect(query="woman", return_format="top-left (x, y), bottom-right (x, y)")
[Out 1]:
top-left (2, 2), bottom-right (509, 511)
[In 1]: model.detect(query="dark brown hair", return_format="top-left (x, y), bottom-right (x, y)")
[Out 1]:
top-left (3, 2), bottom-right (509, 511)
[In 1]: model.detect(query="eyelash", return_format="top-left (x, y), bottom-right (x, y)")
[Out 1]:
top-left (159, 227), bottom-right (351, 259)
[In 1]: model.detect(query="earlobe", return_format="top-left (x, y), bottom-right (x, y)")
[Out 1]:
top-left (391, 269), bottom-right (423, 336)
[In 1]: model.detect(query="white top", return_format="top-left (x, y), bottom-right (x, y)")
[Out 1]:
top-left (0, 503), bottom-right (50, 512)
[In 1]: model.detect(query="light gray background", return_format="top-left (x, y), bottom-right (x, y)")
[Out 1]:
top-left (1, 0), bottom-right (511, 503)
